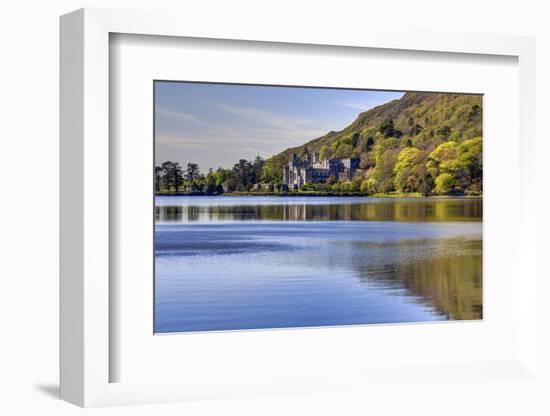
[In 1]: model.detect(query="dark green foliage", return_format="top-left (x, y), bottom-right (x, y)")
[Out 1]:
top-left (351, 132), bottom-right (360, 147)
top-left (379, 118), bottom-right (403, 138)
top-left (154, 166), bottom-right (164, 193)
top-left (409, 123), bottom-right (423, 136)
top-left (468, 104), bottom-right (482, 123)
top-left (232, 159), bottom-right (255, 191)
top-left (366, 136), bottom-right (374, 151)
top-left (156, 161), bottom-right (184, 193)
top-left (437, 125), bottom-right (452, 140)
top-left (185, 162), bottom-right (200, 181)
top-left (155, 155), bottom-right (269, 194)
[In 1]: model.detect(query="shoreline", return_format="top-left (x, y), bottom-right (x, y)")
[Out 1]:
top-left (155, 192), bottom-right (482, 198)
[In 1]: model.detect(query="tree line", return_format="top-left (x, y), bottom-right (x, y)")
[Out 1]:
top-left (155, 133), bottom-right (481, 197)
top-left (155, 156), bottom-right (278, 194)
top-left (156, 95), bottom-right (483, 196)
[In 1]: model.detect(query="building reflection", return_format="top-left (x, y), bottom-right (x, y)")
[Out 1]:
top-left (155, 199), bottom-right (482, 223)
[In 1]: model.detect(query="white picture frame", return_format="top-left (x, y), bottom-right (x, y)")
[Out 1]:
top-left (60, 7), bottom-right (538, 407)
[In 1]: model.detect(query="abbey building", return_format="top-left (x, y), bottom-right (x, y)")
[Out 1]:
top-left (283, 153), bottom-right (361, 188)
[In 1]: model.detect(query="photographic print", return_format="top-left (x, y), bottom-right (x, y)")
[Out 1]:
top-left (154, 81), bottom-right (482, 333)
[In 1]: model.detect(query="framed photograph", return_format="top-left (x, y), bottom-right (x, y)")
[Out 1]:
top-left (60, 8), bottom-right (538, 407)
top-left (153, 82), bottom-right (483, 334)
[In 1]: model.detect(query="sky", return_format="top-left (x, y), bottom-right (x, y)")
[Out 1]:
top-left (155, 81), bottom-right (404, 171)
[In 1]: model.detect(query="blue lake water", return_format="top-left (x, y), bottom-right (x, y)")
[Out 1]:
top-left (154, 196), bottom-right (482, 333)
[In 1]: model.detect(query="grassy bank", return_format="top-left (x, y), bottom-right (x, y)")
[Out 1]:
top-left (156, 191), bottom-right (481, 198)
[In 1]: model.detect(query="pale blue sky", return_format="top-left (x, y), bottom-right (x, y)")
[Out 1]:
top-left (155, 82), bottom-right (404, 171)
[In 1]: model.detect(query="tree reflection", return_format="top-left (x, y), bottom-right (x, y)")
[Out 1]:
top-left (155, 198), bottom-right (482, 223)
top-left (154, 198), bottom-right (483, 322)
top-left (353, 238), bottom-right (482, 320)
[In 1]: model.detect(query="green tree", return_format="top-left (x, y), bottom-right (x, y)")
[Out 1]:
top-left (223, 178), bottom-right (238, 192)
top-left (434, 173), bottom-right (457, 194)
top-left (409, 123), bottom-right (423, 136)
top-left (366, 136), bottom-right (374, 152)
top-left (333, 143), bottom-right (353, 159)
top-left (351, 132), bottom-right (360, 147)
top-left (214, 167), bottom-right (232, 186)
top-left (437, 125), bottom-right (452, 140)
top-left (161, 161), bottom-right (184, 192)
top-left (468, 104), bottom-right (482, 122)
top-left (379, 118), bottom-right (403, 138)
top-left (360, 177), bottom-right (378, 194)
top-left (326, 175), bottom-right (337, 186)
top-left (261, 157), bottom-right (281, 183)
top-left (319, 145), bottom-right (331, 160)
top-left (252, 156), bottom-right (265, 183)
top-left (425, 138), bottom-right (482, 194)
top-left (205, 171), bottom-right (217, 194)
top-left (426, 142), bottom-right (459, 178)
top-left (154, 166), bottom-right (164, 192)
top-left (372, 141), bottom-right (399, 193)
top-left (360, 179), bottom-right (370, 193)
top-left (457, 137), bottom-right (482, 181)
top-left (394, 147), bottom-right (425, 193)
top-left (185, 163), bottom-right (200, 181)
top-left (232, 159), bottom-right (256, 190)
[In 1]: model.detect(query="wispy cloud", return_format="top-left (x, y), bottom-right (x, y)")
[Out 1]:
top-left (336, 92), bottom-right (404, 112)
top-left (156, 106), bottom-right (199, 123)
top-left (155, 111), bottom-right (329, 170)
top-left (211, 102), bottom-right (322, 132)
top-left (336, 99), bottom-right (385, 111)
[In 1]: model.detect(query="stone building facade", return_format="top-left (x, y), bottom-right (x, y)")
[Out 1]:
top-left (283, 152), bottom-right (360, 188)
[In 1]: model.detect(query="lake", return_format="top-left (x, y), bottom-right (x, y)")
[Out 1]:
top-left (154, 196), bottom-right (482, 333)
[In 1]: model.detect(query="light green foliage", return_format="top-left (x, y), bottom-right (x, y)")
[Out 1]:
top-left (434, 173), bottom-right (457, 194)
top-left (360, 177), bottom-right (378, 194)
top-left (425, 136), bottom-right (482, 194)
top-left (429, 141), bottom-right (459, 161)
top-left (458, 137), bottom-right (482, 162)
top-left (261, 157), bottom-right (282, 183)
top-left (348, 180), bottom-right (359, 192)
top-left (426, 142), bottom-right (459, 178)
top-left (214, 168), bottom-right (232, 186)
top-left (393, 147), bottom-right (426, 193)
top-left (360, 179), bottom-right (370, 193)
top-left (339, 182), bottom-right (350, 192)
top-left (340, 134), bottom-right (353, 146)
top-left (333, 143), bottom-right (353, 159)
top-left (368, 177), bottom-right (379, 194)
top-left (394, 147), bottom-right (421, 172)
top-left (319, 145), bottom-right (331, 160)
top-left (375, 149), bottom-right (399, 193)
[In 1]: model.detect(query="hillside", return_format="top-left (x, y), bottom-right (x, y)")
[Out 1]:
top-left (264, 92), bottom-right (483, 195)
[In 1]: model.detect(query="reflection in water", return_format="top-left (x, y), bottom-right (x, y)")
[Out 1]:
top-left (156, 197), bottom-right (482, 223)
top-left (154, 197), bottom-right (482, 333)
top-left (354, 238), bottom-right (482, 321)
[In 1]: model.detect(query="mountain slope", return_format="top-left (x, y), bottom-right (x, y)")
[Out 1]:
top-left (266, 92), bottom-right (482, 195)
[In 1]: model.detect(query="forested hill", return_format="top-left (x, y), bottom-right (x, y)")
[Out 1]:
top-left (264, 92), bottom-right (483, 195)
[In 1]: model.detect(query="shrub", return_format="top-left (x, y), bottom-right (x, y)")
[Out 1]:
top-left (434, 173), bottom-right (457, 194)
